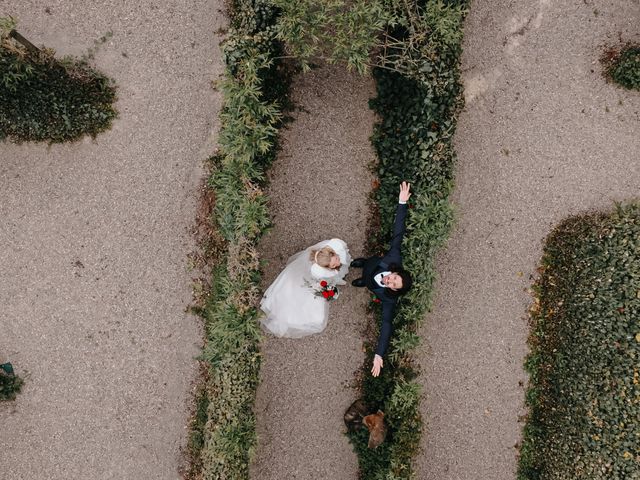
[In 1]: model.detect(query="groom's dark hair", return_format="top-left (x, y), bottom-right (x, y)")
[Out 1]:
top-left (387, 264), bottom-right (413, 298)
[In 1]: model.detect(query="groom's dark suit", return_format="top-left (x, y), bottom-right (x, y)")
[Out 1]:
top-left (362, 202), bottom-right (408, 357)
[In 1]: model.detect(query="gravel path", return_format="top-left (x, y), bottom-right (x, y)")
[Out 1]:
top-left (250, 65), bottom-right (375, 480)
top-left (416, 1), bottom-right (640, 479)
top-left (0, 2), bottom-right (224, 479)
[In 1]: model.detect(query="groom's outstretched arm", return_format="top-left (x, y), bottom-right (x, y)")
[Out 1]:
top-left (371, 302), bottom-right (395, 376)
top-left (375, 303), bottom-right (394, 356)
top-left (387, 182), bottom-right (411, 257)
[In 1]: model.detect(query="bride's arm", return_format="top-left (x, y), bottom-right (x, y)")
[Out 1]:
top-left (310, 263), bottom-right (339, 281)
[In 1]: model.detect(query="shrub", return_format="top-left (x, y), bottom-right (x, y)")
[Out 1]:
top-left (186, 1), bottom-right (288, 479)
top-left (0, 363), bottom-right (23, 401)
top-left (346, 1), bottom-right (468, 478)
top-left (0, 18), bottom-right (117, 143)
top-left (519, 204), bottom-right (640, 480)
top-left (272, 0), bottom-right (465, 81)
top-left (602, 44), bottom-right (640, 91)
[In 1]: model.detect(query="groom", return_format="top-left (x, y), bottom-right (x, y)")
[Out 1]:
top-left (350, 181), bottom-right (413, 377)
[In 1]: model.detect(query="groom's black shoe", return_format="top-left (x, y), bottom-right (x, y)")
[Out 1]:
top-left (350, 258), bottom-right (366, 268)
top-left (351, 278), bottom-right (366, 287)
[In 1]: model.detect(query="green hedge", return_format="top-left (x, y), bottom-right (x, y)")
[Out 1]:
top-left (186, 1), bottom-right (286, 479)
top-left (603, 44), bottom-right (640, 91)
top-left (519, 204), bottom-right (640, 480)
top-left (347, 1), bottom-right (467, 478)
top-left (0, 21), bottom-right (117, 143)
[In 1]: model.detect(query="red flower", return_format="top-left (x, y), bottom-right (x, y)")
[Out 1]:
top-left (328, 290), bottom-right (335, 297)
top-left (320, 280), bottom-right (328, 287)
top-left (322, 291), bottom-right (330, 299)
top-left (372, 297), bottom-right (381, 303)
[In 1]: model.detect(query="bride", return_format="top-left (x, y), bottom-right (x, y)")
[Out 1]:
top-left (260, 238), bottom-right (351, 337)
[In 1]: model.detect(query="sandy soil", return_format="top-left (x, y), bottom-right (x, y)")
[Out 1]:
top-left (0, 1), bottom-right (225, 479)
top-left (250, 64), bottom-right (376, 480)
top-left (416, 1), bottom-right (640, 479)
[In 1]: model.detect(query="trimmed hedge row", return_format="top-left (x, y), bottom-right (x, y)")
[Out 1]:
top-left (348, 2), bottom-right (468, 478)
top-left (187, 1), bottom-right (286, 479)
top-left (0, 19), bottom-right (117, 143)
top-left (519, 204), bottom-right (640, 480)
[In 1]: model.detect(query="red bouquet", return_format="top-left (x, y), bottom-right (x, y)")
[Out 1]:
top-left (306, 279), bottom-right (339, 301)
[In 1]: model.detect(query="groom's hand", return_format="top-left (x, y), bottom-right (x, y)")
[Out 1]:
top-left (371, 354), bottom-right (383, 377)
top-left (399, 181), bottom-right (411, 203)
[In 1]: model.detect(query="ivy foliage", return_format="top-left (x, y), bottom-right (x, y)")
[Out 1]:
top-left (519, 204), bottom-right (640, 480)
top-left (0, 18), bottom-right (117, 143)
top-left (340, 1), bottom-right (467, 478)
top-left (602, 44), bottom-right (640, 91)
top-left (186, 1), bottom-right (287, 479)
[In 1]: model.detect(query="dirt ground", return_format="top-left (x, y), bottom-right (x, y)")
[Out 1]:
top-left (416, 1), bottom-right (640, 479)
top-left (2, 1), bottom-right (638, 479)
top-left (0, 1), bottom-right (224, 479)
top-left (250, 65), bottom-right (376, 480)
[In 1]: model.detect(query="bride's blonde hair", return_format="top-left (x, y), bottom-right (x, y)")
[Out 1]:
top-left (310, 246), bottom-right (338, 269)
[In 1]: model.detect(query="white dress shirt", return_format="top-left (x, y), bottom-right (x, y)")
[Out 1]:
top-left (374, 271), bottom-right (391, 288)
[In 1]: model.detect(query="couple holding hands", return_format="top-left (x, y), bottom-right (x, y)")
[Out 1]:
top-left (260, 182), bottom-right (413, 377)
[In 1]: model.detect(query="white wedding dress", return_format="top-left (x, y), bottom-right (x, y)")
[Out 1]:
top-left (260, 238), bottom-right (351, 338)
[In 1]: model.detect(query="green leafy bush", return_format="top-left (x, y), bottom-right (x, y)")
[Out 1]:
top-left (602, 44), bottom-right (640, 91)
top-left (186, 1), bottom-right (288, 479)
top-left (0, 363), bottom-right (23, 401)
top-left (273, 0), bottom-right (465, 80)
top-left (519, 204), bottom-right (640, 480)
top-left (0, 20), bottom-right (117, 143)
top-left (273, 0), bottom-right (388, 74)
top-left (346, 1), bottom-right (467, 478)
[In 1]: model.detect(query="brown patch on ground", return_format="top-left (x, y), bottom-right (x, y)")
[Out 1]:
top-left (188, 176), bottom-right (226, 307)
top-left (194, 180), bottom-right (217, 243)
top-left (600, 45), bottom-right (621, 65)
